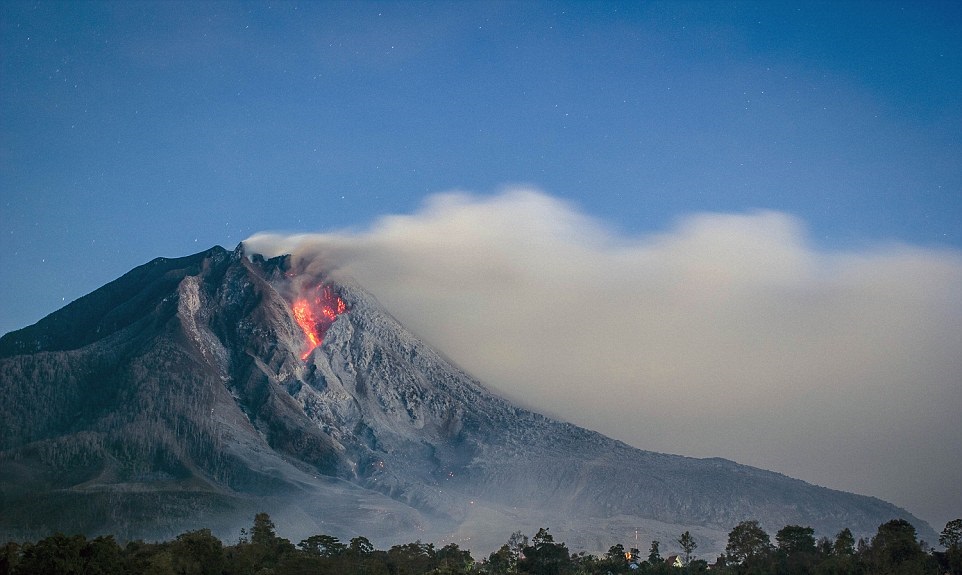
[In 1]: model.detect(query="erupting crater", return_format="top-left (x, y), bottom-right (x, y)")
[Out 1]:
top-left (291, 285), bottom-right (347, 360)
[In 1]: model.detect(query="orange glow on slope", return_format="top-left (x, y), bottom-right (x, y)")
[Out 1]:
top-left (292, 285), bottom-right (347, 360)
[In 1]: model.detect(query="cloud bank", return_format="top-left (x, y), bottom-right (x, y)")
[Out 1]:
top-left (245, 189), bottom-right (962, 530)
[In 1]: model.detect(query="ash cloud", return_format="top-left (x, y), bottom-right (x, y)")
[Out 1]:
top-left (245, 188), bottom-right (962, 529)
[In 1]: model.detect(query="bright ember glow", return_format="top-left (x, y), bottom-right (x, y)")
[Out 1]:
top-left (292, 285), bottom-right (347, 360)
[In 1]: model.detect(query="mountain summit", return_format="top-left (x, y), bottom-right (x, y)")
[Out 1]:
top-left (0, 245), bottom-right (934, 553)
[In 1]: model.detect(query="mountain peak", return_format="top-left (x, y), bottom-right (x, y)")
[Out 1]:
top-left (0, 246), bottom-right (935, 552)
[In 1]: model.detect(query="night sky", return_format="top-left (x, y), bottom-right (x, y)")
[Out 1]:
top-left (2, 2), bottom-right (961, 533)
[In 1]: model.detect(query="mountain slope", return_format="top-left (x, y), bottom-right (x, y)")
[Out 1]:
top-left (0, 245), bottom-right (935, 553)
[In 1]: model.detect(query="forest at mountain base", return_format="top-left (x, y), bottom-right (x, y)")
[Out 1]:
top-left (2, 514), bottom-right (960, 575)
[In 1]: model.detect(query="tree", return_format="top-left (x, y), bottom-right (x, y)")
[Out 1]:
top-left (14, 533), bottom-right (88, 575)
top-left (519, 528), bottom-right (570, 575)
top-left (648, 540), bottom-right (663, 565)
top-left (607, 543), bottom-right (627, 561)
top-left (144, 548), bottom-right (176, 575)
top-left (725, 520), bottom-right (772, 571)
top-left (833, 528), bottom-right (855, 557)
top-left (678, 531), bottom-right (697, 567)
top-left (865, 519), bottom-right (936, 575)
top-left (942, 519), bottom-right (962, 550)
top-left (299, 534), bottom-right (346, 557)
top-left (8, 533), bottom-right (119, 575)
top-left (0, 541), bottom-right (20, 575)
top-left (388, 541), bottom-right (437, 575)
top-left (775, 525), bottom-right (816, 575)
top-left (487, 531), bottom-right (528, 575)
top-left (605, 543), bottom-right (629, 573)
top-left (776, 525), bottom-right (816, 556)
top-left (122, 540), bottom-right (169, 575)
top-left (349, 536), bottom-right (376, 556)
top-left (941, 519), bottom-right (962, 575)
top-left (250, 512), bottom-right (277, 548)
top-left (230, 512), bottom-right (294, 572)
top-left (811, 528), bottom-right (859, 575)
top-left (532, 528), bottom-right (554, 547)
top-left (169, 529), bottom-right (224, 575)
top-left (436, 543), bottom-right (474, 574)
top-left (508, 530), bottom-right (529, 557)
top-left (485, 545), bottom-right (514, 575)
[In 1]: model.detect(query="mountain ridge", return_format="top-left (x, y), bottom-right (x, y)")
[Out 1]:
top-left (0, 244), bottom-right (935, 554)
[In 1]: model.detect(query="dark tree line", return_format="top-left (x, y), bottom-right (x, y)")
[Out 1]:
top-left (1, 514), bottom-right (959, 575)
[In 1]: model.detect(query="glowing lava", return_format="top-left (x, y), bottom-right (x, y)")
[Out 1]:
top-left (292, 285), bottom-right (347, 360)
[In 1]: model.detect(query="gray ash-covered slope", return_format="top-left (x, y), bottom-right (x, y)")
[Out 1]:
top-left (0, 245), bottom-right (934, 553)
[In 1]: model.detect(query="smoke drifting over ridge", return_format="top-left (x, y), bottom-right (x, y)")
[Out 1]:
top-left (245, 189), bottom-right (962, 529)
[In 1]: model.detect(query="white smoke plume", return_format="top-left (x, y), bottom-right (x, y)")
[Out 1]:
top-left (245, 188), bottom-right (962, 530)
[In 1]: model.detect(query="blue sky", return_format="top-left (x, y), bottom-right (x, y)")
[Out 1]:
top-left (2, 1), bottom-right (960, 337)
top-left (2, 1), bottom-right (961, 530)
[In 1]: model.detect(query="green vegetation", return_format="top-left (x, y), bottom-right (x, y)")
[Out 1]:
top-left (1, 515), bottom-right (959, 575)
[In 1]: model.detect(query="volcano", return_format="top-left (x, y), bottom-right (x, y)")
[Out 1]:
top-left (0, 245), bottom-right (934, 554)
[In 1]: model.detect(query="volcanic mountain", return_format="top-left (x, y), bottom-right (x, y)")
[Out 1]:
top-left (0, 245), bottom-right (934, 554)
